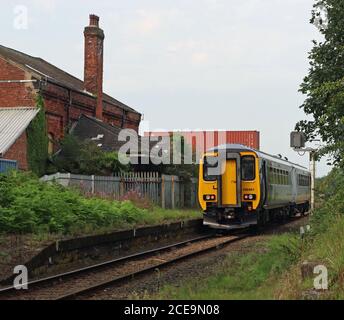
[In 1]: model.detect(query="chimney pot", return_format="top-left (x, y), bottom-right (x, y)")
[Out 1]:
top-left (89, 14), bottom-right (99, 27)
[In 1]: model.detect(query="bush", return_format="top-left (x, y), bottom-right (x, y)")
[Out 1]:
top-left (53, 134), bottom-right (129, 176)
top-left (0, 171), bottom-right (147, 234)
top-left (311, 168), bottom-right (344, 235)
top-left (119, 190), bottom-right (154, 210)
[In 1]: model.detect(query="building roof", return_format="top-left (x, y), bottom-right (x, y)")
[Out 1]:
top-left (0, 44), bottom-right (139, 114)
top-left (70, 114), bottom-right (157, 155)
top-left (0, 107), bottom-right (39, 156)
top-left (71, 114), bottom-right (139, 152)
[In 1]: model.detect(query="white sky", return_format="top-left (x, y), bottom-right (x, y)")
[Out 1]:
top-left (1, 0), bottom-right (332, 176)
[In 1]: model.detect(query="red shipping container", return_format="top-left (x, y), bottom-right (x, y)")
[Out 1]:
top-left (145, 131), bottom-right (260, 152)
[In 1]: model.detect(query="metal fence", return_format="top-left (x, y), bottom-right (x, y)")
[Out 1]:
top-left (0, 159), bottom-right (17, 173)
top-left (41, 172), bottom-right (199, 209)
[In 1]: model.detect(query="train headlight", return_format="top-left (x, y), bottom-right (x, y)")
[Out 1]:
top-left (244, 194), bottom-right (256, 201)
top-left (204, 195), bottom-right (216, 201)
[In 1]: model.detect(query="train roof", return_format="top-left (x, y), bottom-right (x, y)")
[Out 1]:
top-left (207, 144), bottom-right (309, 171)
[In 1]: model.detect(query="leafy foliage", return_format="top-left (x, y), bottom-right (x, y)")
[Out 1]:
top-left (276, 168), bottom-right (344, 299)
top-left (27, 94), bottom-right (48, 176)
top-left (161, 134), bottom-right (198, 181)
top-left (296, 0), bottom-right (344, 166)
top-left (311, 167), bottom-right (344, 234)
top-left (53, 134), bottom-right (129, 175)
top-left (0, 171), bottom-right (200, 235)
top-left (0, 171), bottom-right (147, 234)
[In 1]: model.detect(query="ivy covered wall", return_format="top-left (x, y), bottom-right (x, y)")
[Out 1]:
top-left (27, 94), bottom-right (48, 176)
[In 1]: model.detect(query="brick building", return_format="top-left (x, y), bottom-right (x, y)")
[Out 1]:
top-left (0, 14), bottom-right (141, 170)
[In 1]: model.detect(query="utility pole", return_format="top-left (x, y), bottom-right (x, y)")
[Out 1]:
top-left (310, 150), bottom-right (316, 212)
top-left (290, 132), bottom-right (319, 214)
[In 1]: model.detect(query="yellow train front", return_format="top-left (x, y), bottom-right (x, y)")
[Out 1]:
top-left (198, 144), bottom-right (311, 230)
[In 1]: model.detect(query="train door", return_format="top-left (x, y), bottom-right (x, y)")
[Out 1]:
top-left (220, 154), bottom-right (241, 207)
top-left (291, 167), bottom-right (297, 203)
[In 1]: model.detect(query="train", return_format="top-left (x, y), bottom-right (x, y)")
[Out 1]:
top-left (198, 144), bottom-right (311, 230)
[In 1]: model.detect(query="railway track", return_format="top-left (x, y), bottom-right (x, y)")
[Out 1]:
top-left (0, 214), bottom-right (308, 300)
top-left (0, 233), bottom-right (248, 300)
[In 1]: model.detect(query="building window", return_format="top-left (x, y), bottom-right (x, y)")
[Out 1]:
top-left (48, 133), bottom-right (54, 155)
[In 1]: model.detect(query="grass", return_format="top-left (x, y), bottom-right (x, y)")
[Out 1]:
top-left (152, 234), bottom-right (302, 300)
top-left (151, 168), bottom-right (344, 300)
top-left (150, 216), bottom-right (344, 300)
top-left (276, 215), bottom-right (344, 299)
top-left (275, 168), bottom-right (344, 299)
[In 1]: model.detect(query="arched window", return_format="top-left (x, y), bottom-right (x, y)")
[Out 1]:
top-left (48, 133), bottom-right (54, 155)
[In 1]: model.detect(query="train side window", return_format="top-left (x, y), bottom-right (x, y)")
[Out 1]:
top-left (274, 168), bottom-right (277, 184)
top-left (203, 156), bottom-right (219, 181)
top-left (242, 156), bottom-right (256, 181)
top-left (281, 170), bottom-right (284, 185)
top-left (268, 166), bottom-right (273, 184)
top-left (298, 174), bottom-right (310, 186)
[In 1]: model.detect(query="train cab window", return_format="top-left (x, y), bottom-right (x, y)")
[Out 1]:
top-left (241, 156), bottom-right (256, 181)
top-left (203, 156), bottom-right (219, 181)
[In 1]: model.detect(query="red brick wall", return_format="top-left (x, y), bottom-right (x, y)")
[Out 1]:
top-left (3, 131), bottom-right (28, 170)
top-left (42, 82), bottom-right (141, 141)
top-left (0, 56), bottom-right (141, 164)
top-left (0, 57), bottom-right (36, 107)
top-left (125, 111), bottom-right (141, 130)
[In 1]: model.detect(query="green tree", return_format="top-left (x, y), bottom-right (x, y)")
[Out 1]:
top-left (53, 134), bottom-right (129, 175)
top-left (296, 0), bottom-right (344, 166)
top-left (162, 134), bottom-right (198, 181)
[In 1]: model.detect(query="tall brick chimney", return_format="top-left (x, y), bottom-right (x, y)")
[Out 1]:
top-left (84, 14), bottom-right (104, 120)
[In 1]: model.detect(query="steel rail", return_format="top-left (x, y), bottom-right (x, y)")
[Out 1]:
top-left (0, 212), bottom-right (308, 300)
top-left (56, 234), bottom-right (248, 300)
top-left (0, 234), bottom-right (214, 297)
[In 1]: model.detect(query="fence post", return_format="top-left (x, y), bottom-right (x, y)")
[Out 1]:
top-left (191, 178), bottom-right (198, 208)
top-left (180, 180), bottom-right (184, 208)
top-left (91, 175), bottom-right (95, 194)
top-left (161, 175), bottom-right (165, 209)
top-left (171, 176), bottom-right (175, 209)
top-left (120, 173), bottom-right (124, 197)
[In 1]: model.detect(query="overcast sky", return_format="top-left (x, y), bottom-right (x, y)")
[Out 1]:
top-left (1, 0), bottom-right (331, 176)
